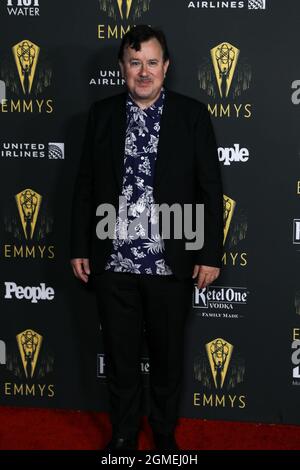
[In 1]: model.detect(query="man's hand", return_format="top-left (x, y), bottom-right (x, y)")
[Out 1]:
top-left (71, 258), bottom-right (91, 283)
top-left (192, 264), bottom-right (220, 289)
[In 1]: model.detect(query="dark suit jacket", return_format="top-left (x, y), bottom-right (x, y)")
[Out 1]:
top-left (70, 89), bottom-right (223, 280)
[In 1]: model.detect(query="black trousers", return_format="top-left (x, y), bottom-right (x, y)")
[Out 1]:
top-left (93, 271), bottom-right (193, 440)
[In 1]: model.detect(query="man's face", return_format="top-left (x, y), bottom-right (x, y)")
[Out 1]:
top-left (119, 38), bottom-right (169, 107)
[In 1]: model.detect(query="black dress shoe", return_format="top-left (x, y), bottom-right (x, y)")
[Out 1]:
top-left (153, 432), bottom-right (179, 451)
top-left (104, 436), bottom-right (138, 451)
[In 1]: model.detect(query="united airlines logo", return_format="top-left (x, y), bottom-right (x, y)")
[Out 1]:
top-left (48, 143), bottom-right (64, 159)
top-left (248, 0), bottom-right (266, 9)
top-left (187, 0), bottom-right (266, 10)
top-left (0, 142), bottom-right (64, 159)
top-left (89, 68), bottom-right (125, 87)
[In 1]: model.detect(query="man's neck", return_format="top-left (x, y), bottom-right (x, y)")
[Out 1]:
top-left (129, 89), bottom-right (163, 110)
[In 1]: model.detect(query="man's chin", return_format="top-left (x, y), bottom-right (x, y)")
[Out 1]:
top-left (136, 86), bottom-right (152, 95)
top-left (134, 91), bottom-right (153, 101)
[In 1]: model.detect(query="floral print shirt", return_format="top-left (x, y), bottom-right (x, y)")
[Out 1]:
top-left (104, 89), bottom-right (173, 275)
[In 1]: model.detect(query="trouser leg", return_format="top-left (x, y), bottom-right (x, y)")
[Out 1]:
top-left (140, 275), bottom-right (193, 435)
top-left (93, 272), bottom-right (144, 439)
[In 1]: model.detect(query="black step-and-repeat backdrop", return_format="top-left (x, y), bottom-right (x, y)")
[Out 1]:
top-left (0, 0), bottom-right (300, 424)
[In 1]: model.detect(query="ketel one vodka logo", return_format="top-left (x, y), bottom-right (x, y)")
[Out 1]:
top-left (17, 329), bottom-right (42, 379)
top-left (15, 188), bottom-right (42, 240)
top-left (206, 338), bottom-right (233, 389)
top-left (12, 39), bottom-right (39, 95)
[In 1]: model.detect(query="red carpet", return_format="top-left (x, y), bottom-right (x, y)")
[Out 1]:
top-left (0, 408), bottom-right (300, 450)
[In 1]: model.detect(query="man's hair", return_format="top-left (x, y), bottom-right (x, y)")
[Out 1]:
top-left (118, 25), bottom-right (169, 63)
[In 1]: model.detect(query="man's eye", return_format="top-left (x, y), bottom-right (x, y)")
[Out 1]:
top-left (149, 61), bottom-right (158, 66)
top-left (130, 61), bottom-right (140, 67)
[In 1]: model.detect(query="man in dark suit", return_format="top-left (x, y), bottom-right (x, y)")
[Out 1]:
top-left (70, 25), bottom-right (223, 451)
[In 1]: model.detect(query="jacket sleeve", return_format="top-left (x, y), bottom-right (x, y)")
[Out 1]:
top-left (194, 105), bottom-right (223, 268)
top-left (70, 103), bottom-right (96, 259)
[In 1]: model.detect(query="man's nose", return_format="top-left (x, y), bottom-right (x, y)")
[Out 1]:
top-left (139, 63), bottom-right (149, 75)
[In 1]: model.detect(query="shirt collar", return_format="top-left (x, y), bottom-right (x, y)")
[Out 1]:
top-left (127, 88), bottom-right (165, 119)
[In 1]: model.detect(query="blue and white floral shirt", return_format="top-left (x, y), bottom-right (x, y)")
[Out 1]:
top-left (104, 89), bottom-right (173, 275)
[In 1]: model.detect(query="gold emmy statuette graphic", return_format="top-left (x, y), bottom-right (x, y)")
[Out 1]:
top-left (15, 188), bottom-right (42, 240)
top-left (12, 39), bottom-right (40, 95)
top-left (206, 338), bottom-right (233, 389)
top-left (17, 329), bottom-right (43, 379)
top-left (211, 42), bottom-right (240, 98)
top-left (223, 194), bottom-right (236, 245)
top-left (99, 0), bottom-right (150, 20)
top-left (117, 0), bottom-right (133, 19)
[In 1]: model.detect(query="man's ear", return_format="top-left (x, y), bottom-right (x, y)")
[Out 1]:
top-left (119, 61), bottom-right (125, 78)
top-left (164, 59), bottom-right (170, 75)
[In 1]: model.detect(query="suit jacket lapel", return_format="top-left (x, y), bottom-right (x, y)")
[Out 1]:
top-left (153, 89), bottom-right (177, 191)
top-left (111, 92), bottom-right (127, 193)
